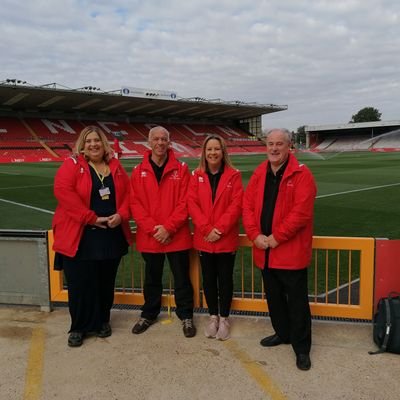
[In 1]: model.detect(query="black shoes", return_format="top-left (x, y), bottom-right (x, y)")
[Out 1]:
top-left (296, 353), bottom-right (311, 371)
top-left (68, 332), bottom-right (84, 347)
top-left (97, 322), bottom-right (112, 338)
top-left (132, 318), bottom-right (156, 334)
top-left (260, 334), bottom-right (290, 347)
top-left (260, 333), bottom-right (311, 370)
top-left (68, 323), bottom-right (111, 346)
top-left (182, 318), bottom-right (196, 338)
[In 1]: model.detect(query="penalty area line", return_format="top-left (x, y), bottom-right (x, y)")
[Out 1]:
top-left (0, 198), bottom-right (54, 215)
top-left (0, 184), bottom-right (53, 190)
top-left (317, 182), bottom-right (400, 199)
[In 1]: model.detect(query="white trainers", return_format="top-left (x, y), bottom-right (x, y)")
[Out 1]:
top-left (204, 315), bottom-right (219, 338)
top-left (216, 317), bottom-right (230, 341)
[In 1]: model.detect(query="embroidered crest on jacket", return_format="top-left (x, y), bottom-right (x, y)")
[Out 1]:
top-left (169, 171), bottom-right (180, 180)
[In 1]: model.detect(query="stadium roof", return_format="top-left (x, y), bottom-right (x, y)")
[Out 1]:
top-left (0, 80), bottom-right (287, 122)
top-left (305, 120), bottom-right (400, 135)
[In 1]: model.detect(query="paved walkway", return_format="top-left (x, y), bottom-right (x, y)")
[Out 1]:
top-left (0, 305), bottom-right (398, 400)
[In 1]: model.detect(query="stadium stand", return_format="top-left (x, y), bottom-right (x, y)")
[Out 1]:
top-left (306, 122), bottom-right (400, 153)
top-left (373, 134), bottom-right (400, 149)
top-left (0, 81), bottom-right (288, 162)
top-left (243, 145), bottom-right (268, 153)
top-left (313, 138), bottom-right (336, 151)
top-left (318, 135), bottom-right (371, 152)
top-left (0, 116), bottom-right (267, 162)
top-left (0, 117), bottom-right (35, 141)
top-left (4, 114), bottom-right (400, 163)
top-left (312, 134), bottom-right (400, 152)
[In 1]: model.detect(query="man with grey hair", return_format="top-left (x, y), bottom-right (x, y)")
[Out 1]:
top-left (129, 126), bottom-right (196, 338)
top-left (243, 128), bottom-right (317, 370)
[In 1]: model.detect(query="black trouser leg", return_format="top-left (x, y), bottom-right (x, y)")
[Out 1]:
top-left (200, 251), bottom-right (235, 317)
top-left (216, 252), bottom-right (235, 317)
top-left (141, 253), bottom-right (165, 320)
top-left (262, 267), bottom-right (290, 342)
top-left (286, 269), bottom-right (312, 355)
top-left (167, 250), bottom-right (194, 320)
top-left (63, 258), bottom-right (101, 333)
top-left (262, 267), bottom-right (312, 354)
top-left (199, 252), bottom-right (219, 316)
top-left (98, 258), bottom-right (120, 324)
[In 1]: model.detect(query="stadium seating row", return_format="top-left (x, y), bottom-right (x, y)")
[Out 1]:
top-left (312, 134), bottom-right (400, 152)
top-left (0, 117), bottom-right (266, 162)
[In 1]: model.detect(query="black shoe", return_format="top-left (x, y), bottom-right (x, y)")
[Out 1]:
top-left (296, 354), bottom-right (311, 371)
top-left (132, 318), bottom-right (156, 334)
top-left (68, 332), bottom-right (84, 347)
top-left (97, 322), bottom-right (112, 338)
top-left (260, 334), bottom-right (289, 347)
top-left (182, 318), bottom-right (196, 338)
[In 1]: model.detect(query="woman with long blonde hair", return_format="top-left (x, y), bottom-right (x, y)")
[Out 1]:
top-left (188, 134), bottom-right (243, 340)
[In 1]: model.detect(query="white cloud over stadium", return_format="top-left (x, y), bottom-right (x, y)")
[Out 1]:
top-left (1, 0), bottom-right (399, 130)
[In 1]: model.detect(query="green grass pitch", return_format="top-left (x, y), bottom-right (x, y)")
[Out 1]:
top-left (1, 151), bottom-right (399, 239)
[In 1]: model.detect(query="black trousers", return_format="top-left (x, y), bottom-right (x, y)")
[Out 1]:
top-left (199, 251), bottom-right (235, 317)
top-left (63, 257), bottom-right (120, 333)
top-left (141, 251), bottom-right (194, 320)
top-left (262, 266), bottom-right (312, 355)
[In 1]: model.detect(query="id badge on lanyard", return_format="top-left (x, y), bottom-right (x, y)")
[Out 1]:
top-left (89, 161), bottom-right (111, 200)
top-left (99, 186), bottom-right (111, 200)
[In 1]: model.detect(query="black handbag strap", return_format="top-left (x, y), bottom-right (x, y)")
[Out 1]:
top-left (369, 297), bottom-right (392, 355)
top-left (381, 298), bottom-right (392, 351)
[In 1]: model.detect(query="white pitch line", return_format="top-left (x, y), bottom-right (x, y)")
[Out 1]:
top-left (0, 198), bottom-right (54, 215)
top-left (317, 182), bottom-right (400, 199)
top-left (314, 279), bottom-right (360, 299)
top-left (0, 184), bottom-right (53, 190)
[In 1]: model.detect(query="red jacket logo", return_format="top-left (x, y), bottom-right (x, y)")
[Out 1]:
top-left (169, 171), bottom-right (180, 180)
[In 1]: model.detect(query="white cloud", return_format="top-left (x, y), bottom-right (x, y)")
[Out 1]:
top-left (0, 0), bottom-right (399, 130)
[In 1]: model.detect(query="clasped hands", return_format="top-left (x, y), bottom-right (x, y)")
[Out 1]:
top-left (94, 213), bottom-right (122, 229)
top-left (153, 225), bottom-right (171, 244)
top-left (204, 228), bottom-right (222, 243)
top-left (254, 234), bottom-right (279, 250)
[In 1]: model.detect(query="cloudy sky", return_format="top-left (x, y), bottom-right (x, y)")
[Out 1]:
top-left (1, 0), bottom-right (399, 130)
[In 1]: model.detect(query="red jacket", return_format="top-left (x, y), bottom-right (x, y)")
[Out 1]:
top-left (242, 153), bottom-right (317, 270)
top-left (52, 155), bottom-right (132, 257)
top-left (188, 166), bottom-right (243, 253)
top-left (130, 149), bottom-right (192, 252)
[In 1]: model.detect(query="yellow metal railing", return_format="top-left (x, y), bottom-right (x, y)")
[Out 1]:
top-left (47, 231), bottom-right (375, 320)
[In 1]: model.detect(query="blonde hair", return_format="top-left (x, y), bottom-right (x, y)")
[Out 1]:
top-left (74, 125), bottom-right (113, 162)
top-left (198, 134), bottom-right (234, 172)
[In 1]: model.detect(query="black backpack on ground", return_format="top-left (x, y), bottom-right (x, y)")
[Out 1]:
top-left (369, 292), bottom-right (400, 355)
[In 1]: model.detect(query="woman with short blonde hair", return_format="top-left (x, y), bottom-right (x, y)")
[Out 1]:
top-left (52, 125), bottom-right (132, 347)
top-left (74, 125), bottom-right (114, 163)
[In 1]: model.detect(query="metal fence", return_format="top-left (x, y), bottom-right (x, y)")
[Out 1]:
top-left (47, 231), bottom-right (374, 320)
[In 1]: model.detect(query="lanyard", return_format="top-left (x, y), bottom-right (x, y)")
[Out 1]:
top-left (89, 161), bottom-right (108, 187)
